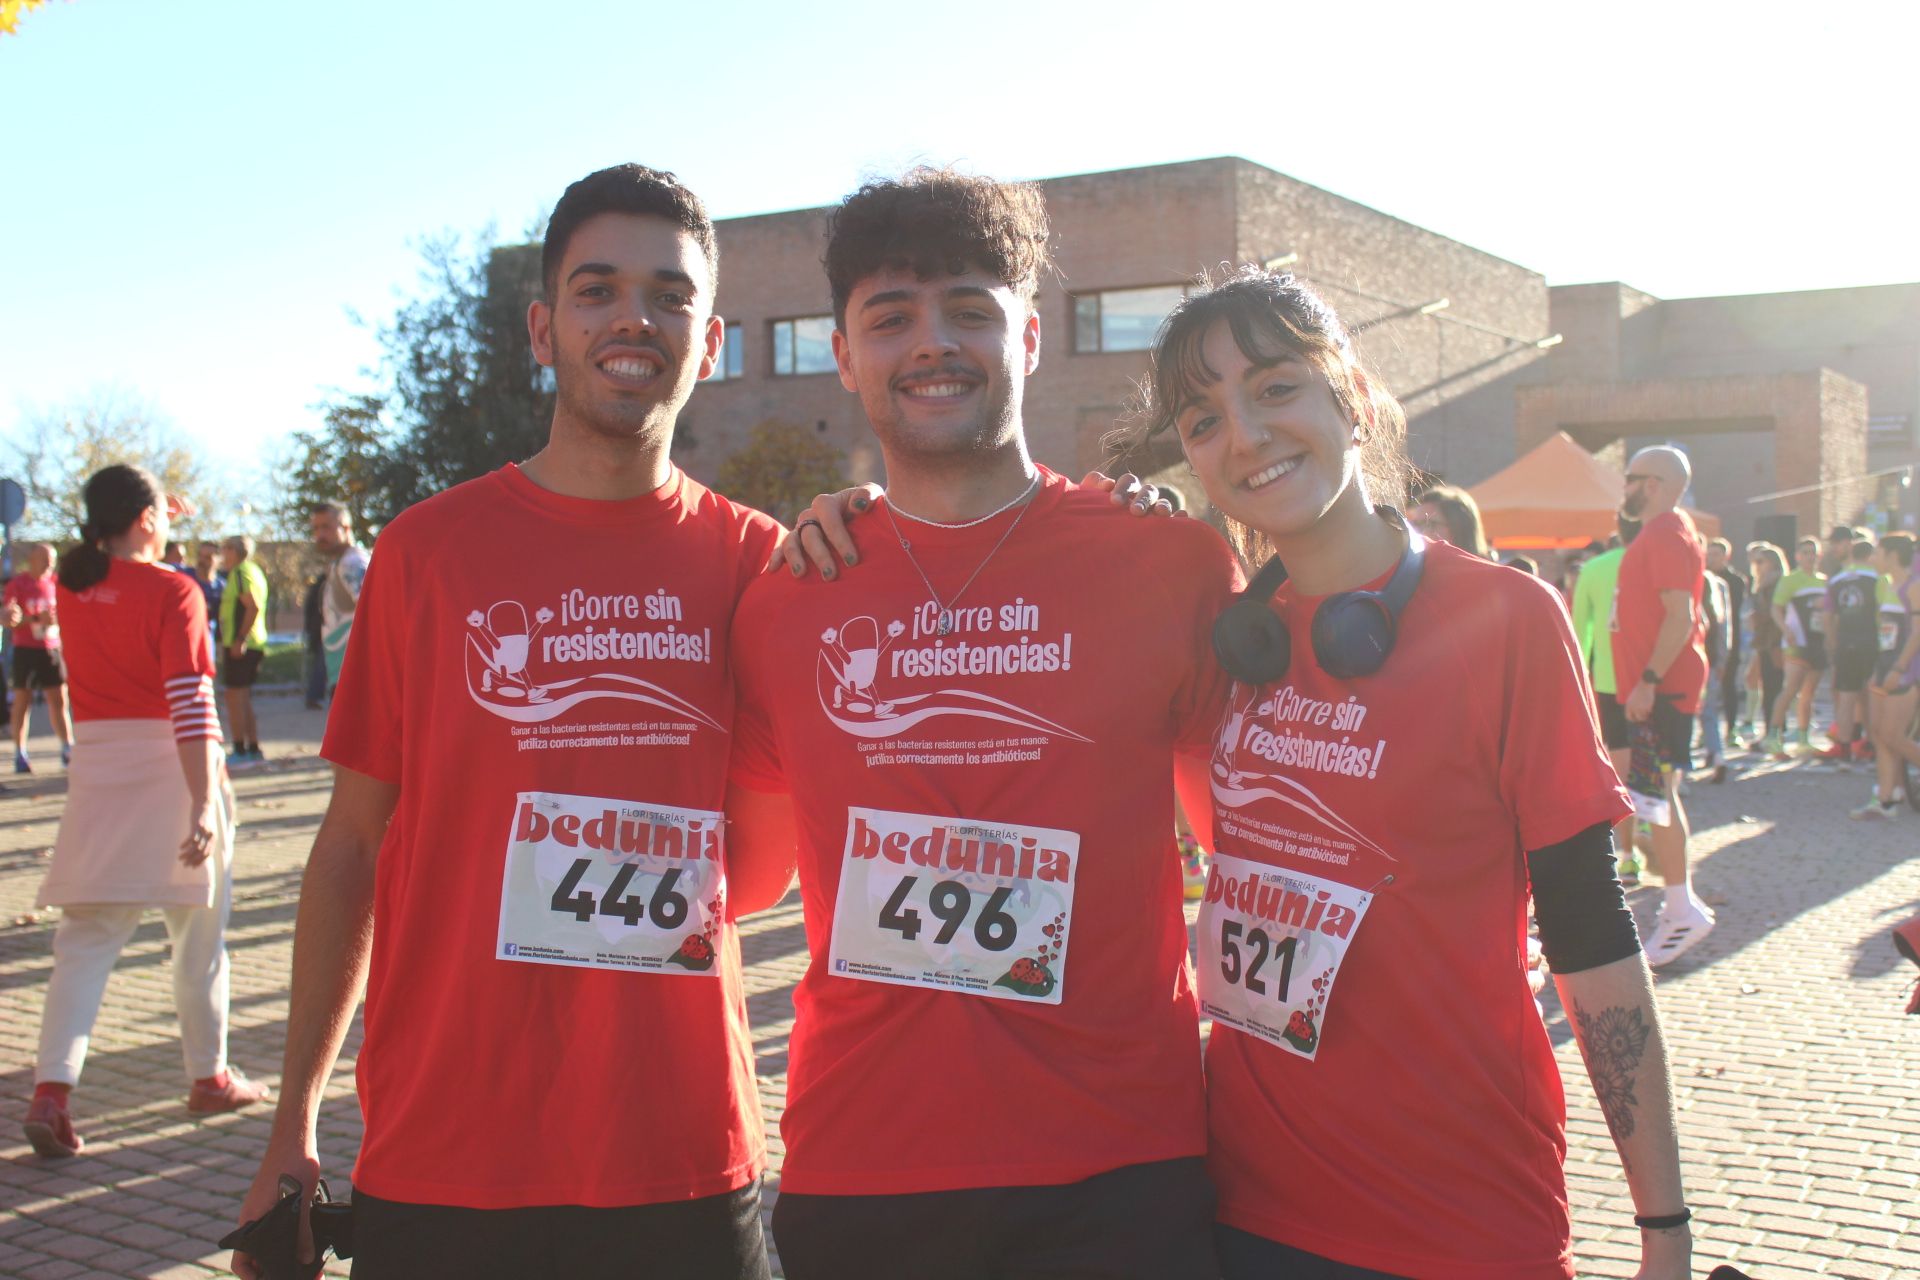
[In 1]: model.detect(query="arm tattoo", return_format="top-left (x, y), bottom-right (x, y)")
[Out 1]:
top-left (1574, 1003), bottom-right (1651, 1141)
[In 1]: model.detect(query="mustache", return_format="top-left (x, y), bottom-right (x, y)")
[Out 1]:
top-left (591, 340), bottom-right (670, 363)
top-left (892, 364), bottom-right (983, 390)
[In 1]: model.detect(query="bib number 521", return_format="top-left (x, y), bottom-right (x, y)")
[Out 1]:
top-left (878, 876), bottom-right (1018, 951)
top-left (550, 861), bottom-right (689, 929)
top-left (1218, 918), bottom-right (1297, 1000)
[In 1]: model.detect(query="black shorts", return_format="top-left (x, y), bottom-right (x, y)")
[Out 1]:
top-left (10, 646), bottom-right (66, 690)
top-left (1602, 692), bottom-right (1691, 768)
top-left (771, 1157), bottom-right (1217, 1280)
top-left (349, 1179), bottom-right (770, 1280)
top-left (1786, 637), bottom-right (1828, 671)
top-left (221, 648), bottom-right (265, 688)
top-left (1834, 645), bottom-right (1877, 694)
top-left (1216, 1224), bottom-right (1410, 1279)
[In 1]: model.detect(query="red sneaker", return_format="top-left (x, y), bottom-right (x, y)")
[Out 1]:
top-left (1814, 742), bottom-right (1851, 763)
top-left (1851, 739), bottom-right (1875, 762)
top-left (187, 1067), bottom-right (270, 1114)
top-left (23, 1093), bottom-right (82, 1158)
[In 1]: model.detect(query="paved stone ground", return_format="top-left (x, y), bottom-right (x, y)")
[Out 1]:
top-left (1, 693), bottom-right (1916, 1279)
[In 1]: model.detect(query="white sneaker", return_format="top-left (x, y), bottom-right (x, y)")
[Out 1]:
top-left (1644, 901), bottom-right (1716, 968)
top-left (1850, 798), bottom-right (1902, 821)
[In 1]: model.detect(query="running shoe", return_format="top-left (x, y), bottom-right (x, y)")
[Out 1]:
top-left (1765, 733), bottom-right (1789, 760)
top-left (1814, 742), bottom-right (1852, 769)
top-left (1616, 851), bottom-right (1644, 888)
top-left (12, 750), bottom-right (29, 774)
top-left (1851, 739), bottom-right (1875, 763)
top-left (187, 1067), bottom-right (271, 1114)
top-left (1794, 728), bottom-right (1812, 750)
top-left (1644, 901), bottom-right (1716, 968)
top-left (23, 1093), bottom-right (82, 1158)
top-left (1849, 798), bottom-right (1902, 821)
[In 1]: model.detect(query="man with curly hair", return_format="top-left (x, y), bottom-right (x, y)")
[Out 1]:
top-left (730, 169), bottom-right (1237, 1279)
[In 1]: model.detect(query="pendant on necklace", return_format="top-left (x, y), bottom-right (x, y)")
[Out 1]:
top-left (935, 609), bottom-right (954, 637)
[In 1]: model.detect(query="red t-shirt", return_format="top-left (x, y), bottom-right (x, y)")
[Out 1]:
top-left (59, 559), bottom-right (219, 740)
top-left (6, 572), bottom-right (59, 650)
top-left (729, 468), bottom-right (1240, 1195)
top-left (1202, 543), bottom-right (1630, 1280)
top-left (1609, 509), bottom-right (1708, 713)
top-left (322, 464), bottom-right (781, 1209)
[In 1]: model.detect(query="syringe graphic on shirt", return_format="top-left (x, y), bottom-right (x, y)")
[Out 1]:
top-left (815, 612), bottom-right (1090, 743)
top-left (462, 592), bottom-right (723, 730)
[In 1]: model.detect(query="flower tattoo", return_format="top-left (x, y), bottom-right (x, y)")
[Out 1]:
top-left (1574, 1004), bottom-right (1651, 1140)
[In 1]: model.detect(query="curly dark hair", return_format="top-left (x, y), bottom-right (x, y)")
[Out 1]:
top-left (824, 166), bottom-right (1051, 328)
top-left (542, 164), bottom-right (717, 299)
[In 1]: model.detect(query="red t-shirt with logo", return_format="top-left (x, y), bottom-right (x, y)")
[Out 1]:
top-left (1609, 509), bottom-right (1707, 712)
top-left (729, 468), bottom-right (1239, 1195)
top-left (6, 572), bottom-right (59, 650)
top-left (1203, 543), bottom-right (1630, 1280)
top-left (59, 559), bottom-right (219, 740)
top-left (322, 464), bottom-right (781, 1209)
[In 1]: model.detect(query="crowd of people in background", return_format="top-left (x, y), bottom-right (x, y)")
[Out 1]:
top-left (1, 503), bottom-right (370, 777)
top-left (1406, 481), bottom-right (1920, 842)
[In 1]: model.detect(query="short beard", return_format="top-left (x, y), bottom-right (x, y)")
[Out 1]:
top-left (1621, 493), bottom-right (1645, 518)
top-left (555, 371), bottom-right (676, 447)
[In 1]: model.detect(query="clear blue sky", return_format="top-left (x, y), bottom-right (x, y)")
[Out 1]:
top-left (2, 0), bottom-right (1910, 479)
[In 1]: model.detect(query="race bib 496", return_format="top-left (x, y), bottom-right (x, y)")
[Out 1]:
top-left (496, 792), bottom-right (726, 975)
top-left (1197, 852), bottom-right (1374, 1060)
top-left (828, 807), bottom-right (1078, 1005)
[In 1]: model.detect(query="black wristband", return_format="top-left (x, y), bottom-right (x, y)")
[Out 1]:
top-left (1634, 1208), bottom-right (1691, 1230)
top-left (1641, 668), bottom-right (1661, 685)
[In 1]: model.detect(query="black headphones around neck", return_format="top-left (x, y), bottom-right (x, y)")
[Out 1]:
top-left (1211, 510), bottom-right (1427, 685)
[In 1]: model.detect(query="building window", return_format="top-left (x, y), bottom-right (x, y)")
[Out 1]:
top-left (1073, 284), bottom-right (1185, 354)
top-left (772, 315), bottom-right (836, 375)
top-left (711, 322), bottom-right (744, 380)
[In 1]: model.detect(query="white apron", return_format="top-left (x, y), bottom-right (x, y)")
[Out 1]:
top-left (37, 720), bottom-right (232, 909)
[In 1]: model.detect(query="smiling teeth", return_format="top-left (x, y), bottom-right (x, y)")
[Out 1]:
top-left (905, 382), bottom-right (969, 397)
top-left (1246, 457), bottom-right (1304, 490)
top-left (603, 358), bottom-right (656, 379)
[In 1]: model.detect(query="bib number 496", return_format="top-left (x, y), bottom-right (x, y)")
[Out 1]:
top-left (878, 876), bottom-right (1018, 951)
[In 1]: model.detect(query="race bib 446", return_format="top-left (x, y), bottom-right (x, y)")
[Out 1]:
top-left (1197, 852), bottom-right (1374, 1060)
top-left (496, 792), bottom-right (726, 975)
top-left (828, 807), bottom-right (1078, 1004)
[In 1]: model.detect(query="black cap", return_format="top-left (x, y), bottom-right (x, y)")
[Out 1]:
top-left (1828, 526), bottom-right (1856, 541)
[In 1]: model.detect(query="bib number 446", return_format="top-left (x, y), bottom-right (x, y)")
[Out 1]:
top-left (550, 861), bottom-right (689, 929)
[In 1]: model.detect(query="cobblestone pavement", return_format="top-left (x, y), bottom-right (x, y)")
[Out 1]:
top-left (2, 695), bottom-right (1916, 1279)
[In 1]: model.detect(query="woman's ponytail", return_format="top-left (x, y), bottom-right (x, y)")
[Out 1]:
top-left (57, 465), bottom-right (161, 593)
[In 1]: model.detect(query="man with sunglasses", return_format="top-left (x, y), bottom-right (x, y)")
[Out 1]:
top-left (1611, 446), bottom-right (1713, 967)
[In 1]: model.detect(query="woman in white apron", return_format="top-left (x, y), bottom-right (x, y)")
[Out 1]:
top-left (24, 464), bottom-right (267, 1158)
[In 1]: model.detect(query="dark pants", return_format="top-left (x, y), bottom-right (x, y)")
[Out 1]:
top-left (348, 1180), bottom-right (770, 1280)
top-left (1760, 656), bottom-right (1785, 733)
top-left (1215, 1225), bottom-right (1409, 1279)
top-left (771, 1156), bottom-right (1217, 1280)
top-left (1721, 645), bottom-right (1742, 736)
top-left (303, 646), bottom-right (327, 706)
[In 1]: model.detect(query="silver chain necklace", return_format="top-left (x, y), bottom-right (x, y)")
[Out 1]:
top-left (881, 475), bottom-right (1040, 636)
top-left (888, 472), bottom-right (1040, 530)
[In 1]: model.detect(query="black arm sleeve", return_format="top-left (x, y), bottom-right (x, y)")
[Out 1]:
top-left (1527, 820), bottom-right (1641, 974)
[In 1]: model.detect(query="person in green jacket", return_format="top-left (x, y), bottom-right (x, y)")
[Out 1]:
top-left (217, 535), bottom-right (269, 763)
top-left (1571, 516), bottom-right (1641, 878)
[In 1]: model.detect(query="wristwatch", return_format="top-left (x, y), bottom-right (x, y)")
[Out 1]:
top-left (1641, 668), bottom-right (1661, 686)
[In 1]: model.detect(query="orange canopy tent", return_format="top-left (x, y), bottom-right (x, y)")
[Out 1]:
top-left (1466, 431), bottom-right (1721, 551)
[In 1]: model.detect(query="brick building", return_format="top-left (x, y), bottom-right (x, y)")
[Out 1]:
top-left (541, 157), bottom-right (1918, 545)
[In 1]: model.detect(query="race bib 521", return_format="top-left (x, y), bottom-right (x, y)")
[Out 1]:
top-left (1197, 852), bottom-right (1374, 1060)
top-left (828, 807), bottom-right (1078, 1004)
top-left (496, 791), bottom-right (726, 975)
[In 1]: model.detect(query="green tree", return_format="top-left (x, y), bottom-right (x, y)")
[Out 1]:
top-left (304, 229), bottom-right (553, 524)
top-left (266, 393), bottom-right (405, 536)
top-left (713, 421), bottom-right (850, 525)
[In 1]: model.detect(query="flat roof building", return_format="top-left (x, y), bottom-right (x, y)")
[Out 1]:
top-left (543, 156), bottom-right (1914, 545)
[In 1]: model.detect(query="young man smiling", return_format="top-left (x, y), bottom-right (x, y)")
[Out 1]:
top-left (233, 165), bottom-right (799, 1280)
top-left (729, 169), bottom-right (1238, 1280)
